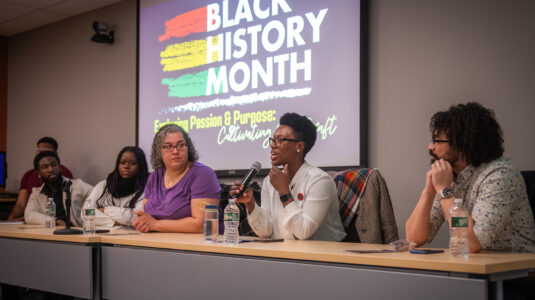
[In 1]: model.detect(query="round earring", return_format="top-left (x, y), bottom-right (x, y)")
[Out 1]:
top-left (297, 149), bottom-right (300, 152)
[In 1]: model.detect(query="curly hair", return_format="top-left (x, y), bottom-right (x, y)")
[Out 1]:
top-left (279, 112), bottom-right (317, 156)
top-left (97, 146), bottom-right (149, 209)
top-left (150, 124), bottom-right (199, 170)
top-left (430, 102), bottom-right (504, 167)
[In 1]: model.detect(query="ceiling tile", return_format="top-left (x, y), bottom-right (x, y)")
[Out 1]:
top-left (46, 0), bottom-right (122, 15)
top-left (0, 0), bottom-right (66, 10)
top-left (0, 2), bottom-right (35, 23)
top-left (0, 10), bottom-right (66, 36)
top-left (0, 0), bottom-right (123, 36)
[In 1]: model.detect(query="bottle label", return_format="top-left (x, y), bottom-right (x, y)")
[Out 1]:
top-left (451, 216), bottom-right (468, 228)
top-left (85, 208), bottom-right (96, 216)
top-left (224, 212), bottom-right (239, 222)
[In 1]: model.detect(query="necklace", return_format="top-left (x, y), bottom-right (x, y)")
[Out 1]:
top-left (165, 175), bottom-right (180, 187)
top-left (164, 164), bottom-right (190, 188)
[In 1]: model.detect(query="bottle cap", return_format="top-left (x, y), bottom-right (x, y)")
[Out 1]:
top-left (454, 198), bottom-right (463, 203)
top-left (205, 205), bottom-right (217, 210)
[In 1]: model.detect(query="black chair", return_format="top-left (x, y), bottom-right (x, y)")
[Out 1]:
top-left (520, 171), bottom-right (535, 221)
top-left (505, 171), bottom-right (535, 298)
top-left (219, 182), bottom-right (261, 237)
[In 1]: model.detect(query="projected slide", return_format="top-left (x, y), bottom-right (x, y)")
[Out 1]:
top-left (139, 0), bottom-right (361, 174)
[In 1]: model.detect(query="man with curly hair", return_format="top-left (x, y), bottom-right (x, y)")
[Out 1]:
top-left (406, 102), bottom-right (535, 252)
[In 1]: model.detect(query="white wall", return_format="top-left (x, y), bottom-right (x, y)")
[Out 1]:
top-left (368, 0), bottom-right (535, 246)
top-left (7, 0), bottom-right (137, 186)
top-left (7, 0), bottom-right (535, 247)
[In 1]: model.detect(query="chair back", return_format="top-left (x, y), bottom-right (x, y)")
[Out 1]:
top-left (332, 168), bottom-right (399, 244)
top-left (219, 182), bottom-right (261, 236)
top-left (330, 169), bottom-right (371, 242)
top-left (520, 171), bottom-right (535, 221)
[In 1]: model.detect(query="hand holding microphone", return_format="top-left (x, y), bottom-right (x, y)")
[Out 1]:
top-left (230, 181), bottom-right (254, 203)
top-left (229, 162), bottom-right (261, 213)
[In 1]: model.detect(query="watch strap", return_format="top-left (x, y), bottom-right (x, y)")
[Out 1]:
top-left (279, 193), bottom-right (293, 203)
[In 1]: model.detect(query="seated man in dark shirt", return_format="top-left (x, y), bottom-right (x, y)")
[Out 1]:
top-left (7, 137), bottom-right (73, 221)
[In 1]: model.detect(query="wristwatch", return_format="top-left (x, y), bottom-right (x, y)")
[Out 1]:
top-left (439, 187), bottom-right (454, 199)
top-left (279, 193), bottom-right (293, 203)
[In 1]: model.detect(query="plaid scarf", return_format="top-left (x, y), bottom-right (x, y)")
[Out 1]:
top-left (334, 168), bottom-right (374, 228)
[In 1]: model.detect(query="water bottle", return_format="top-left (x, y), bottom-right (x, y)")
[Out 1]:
top-left (449, 198), bottom-right (469, 258)
top-left (204, 204), bottom-right (219, 243)
top-left (45, 197), bottom-right (56, 228)
top-left (223, 198), bottom-right (240, 245)
top-left (82, 200), bottom-right (96, 235)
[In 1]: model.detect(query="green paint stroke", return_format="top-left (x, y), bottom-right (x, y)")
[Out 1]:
top-left (162, 67), bottom-right (221, 98)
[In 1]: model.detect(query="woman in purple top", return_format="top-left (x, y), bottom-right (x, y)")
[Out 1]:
top-left (132, 124), bottom-right (221, 233)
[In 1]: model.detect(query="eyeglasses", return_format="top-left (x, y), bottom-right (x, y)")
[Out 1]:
top-left (161, 143), bottom-right (187, 152)
top-left (432, 138), bottom-right (449, 144)
top-left (268, 137), bottom-right (301, 146)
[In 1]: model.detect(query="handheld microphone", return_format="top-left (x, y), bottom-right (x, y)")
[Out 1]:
top-left (234, 162), bottom-right (262, 198)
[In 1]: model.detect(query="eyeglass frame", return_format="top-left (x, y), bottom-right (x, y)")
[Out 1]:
top-left (268, 137), bottom-right (302, 146)
top-left (161, 142), bottom-right (187, 152)
top-left (432, 138), bottom-right (449, 144)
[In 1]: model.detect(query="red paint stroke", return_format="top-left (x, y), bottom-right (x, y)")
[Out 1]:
top-left (159, 6), bottom-right (207, 42)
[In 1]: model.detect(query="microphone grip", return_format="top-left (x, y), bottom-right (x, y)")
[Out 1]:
top-left (235, 168), bottom-right (258, 198)
top-left (62, 180), bottom-right (72, 192)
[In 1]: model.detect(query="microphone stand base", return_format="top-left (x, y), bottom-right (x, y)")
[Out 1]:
top-left (54, 228), bottom-right (83, 235)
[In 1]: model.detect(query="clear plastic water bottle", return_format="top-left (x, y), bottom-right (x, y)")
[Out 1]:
top-left (204, 204), bottom-right (219, 243)
top-left (223, 198), bottom-right (240, 245)
top-left (449, 198), bottom-right (469, 258)
top-left (82, 200), bottom-right (96, 235)
top-left (45, 197), bottom-right (56, 228)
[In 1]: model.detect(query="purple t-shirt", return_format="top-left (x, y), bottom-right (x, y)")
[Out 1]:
top-left (144, 162), bottom-right (221, 221)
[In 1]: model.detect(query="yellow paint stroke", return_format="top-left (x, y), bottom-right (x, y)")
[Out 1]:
top-left (160, 36), bottom-right (218, 72)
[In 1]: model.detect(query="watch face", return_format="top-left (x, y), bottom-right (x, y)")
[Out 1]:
top-left (441, 188), bottom-right (454, 198)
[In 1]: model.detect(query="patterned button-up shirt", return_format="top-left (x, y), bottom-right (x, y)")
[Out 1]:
top-left (428, 157), bottom-right (535, 252)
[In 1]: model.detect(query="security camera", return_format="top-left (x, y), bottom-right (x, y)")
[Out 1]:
top-left (93, 21), bottom-right (108, 32)
top-left (91, 21), bottom-right (114, 44)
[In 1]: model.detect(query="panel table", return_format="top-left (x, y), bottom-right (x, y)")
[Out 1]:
top-left (0, 224), bottom-right (99, 299)
top-left (99, 233), bottom-right (535, 300)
